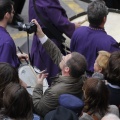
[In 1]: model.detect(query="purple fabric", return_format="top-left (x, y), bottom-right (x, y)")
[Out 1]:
top-left (29, 0), bottom-right (75, 38)
top-left (29, 0), bottom-right (75, 85)
top-left (70, 26), bottom-right (120, 74)
top-left (0, 26), bottom-right (20, 68)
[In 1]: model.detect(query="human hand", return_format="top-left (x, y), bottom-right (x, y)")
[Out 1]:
top-left (19, 79), bottom-right (27, 88)
top-left (31, 19), bottom-right (45, 38)
top-left (17, 52), bottom-right (29, 61)
top-left (37, 70), bottom-right (48, 85)
top-left (74, 22), bottom-right (81, 29)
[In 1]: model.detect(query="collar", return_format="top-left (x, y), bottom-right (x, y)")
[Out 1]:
top-left (89, 25), bottom-right (105, 31)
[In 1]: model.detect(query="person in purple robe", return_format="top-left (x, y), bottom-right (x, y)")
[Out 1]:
top-left (70, 0), bottom-right (120, 76)
top-left (29, 0), bottom-right (81, 85)
top-left (0, 0), bottom-right (28, 68)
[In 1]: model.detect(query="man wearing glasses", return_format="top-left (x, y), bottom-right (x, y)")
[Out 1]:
top-left (0, 0), bottom-right (28, 68)
top-left (31, 19), bottom-right (87, 117)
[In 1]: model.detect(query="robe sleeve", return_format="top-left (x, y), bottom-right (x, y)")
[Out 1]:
top-left (0, 43), bottom-right (14, 65)
top-left (33, 84), bottom-right (58, 117)
top-left (45, 6), bottom-right (75, 38)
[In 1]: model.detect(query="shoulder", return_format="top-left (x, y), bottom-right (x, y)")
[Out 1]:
top-left (79, 113), bottom-right (93, 120)
top-left (108, 105), bottom-right (119, 117)
top-left (74, 26), bottom-right (88, 34)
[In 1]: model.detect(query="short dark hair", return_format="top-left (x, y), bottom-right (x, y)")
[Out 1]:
top-left (66, 52), bottom-right (87, 78)
top-left (0, 63), bottom-right (19, 109)
top-left (87, 0), bottom-right (108, 27)
top-left (0, 0), bottom-right (14, 20)
top-left (2, 83), bottom-right (33, 119)
top-left (105, 51), bottom-right (120, 86)
top-left (83, 78), bottom-right (109, 116)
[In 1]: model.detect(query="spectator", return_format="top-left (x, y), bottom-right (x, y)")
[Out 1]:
top-left (81, 78), bottom-right (119, 120)
top-left (31, 19), bottom-right (87, 117)
top-left (44, 106), bottom-right (78, 120)
top-left (0, 63), bottom-right (19, 109)
top-left (29, 0), bottom-right (81, 85)
top-left (92, 51), bottom-right (111, 80)
top-left (0, 82), bottom-right (40, 120)
top-left (70, 0), bottom-right (120, 76)
top-left (59, 94), bottom-right (84, 116)
top-left (105, 51), bottom-right (120, 110)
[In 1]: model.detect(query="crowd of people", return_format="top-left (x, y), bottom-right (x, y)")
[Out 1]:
top-left (0, 0), bottom-right (120, 120)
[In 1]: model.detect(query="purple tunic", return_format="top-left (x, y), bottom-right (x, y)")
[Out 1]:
top-left (70, 26), bottom-right (120, 74)
top-left (29, 0), bottom-right (75, 85)
top-left (0, 26), bottom-right (20, 68)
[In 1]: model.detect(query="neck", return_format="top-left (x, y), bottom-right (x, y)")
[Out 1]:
top-left (62, 71), bottom-right (70, 77)
top-left (90, 24), bottom-right (104, 29)
top-left (0, 20), bottom-right (7, 28)
top-left (99, 24), bottom-right (104, 29)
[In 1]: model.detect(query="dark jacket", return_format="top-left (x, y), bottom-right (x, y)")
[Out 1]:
top-left (32, 39), bottom-right (84, 117)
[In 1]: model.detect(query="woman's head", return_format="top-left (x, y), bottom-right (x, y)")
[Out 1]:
top-left (82, 78), bottom-right (109, 116)
top-left (3, 82), bottom-right (33, 119)
top-left (105, 51), bottom-right (120, 86)
top-left (0, 63), bottom-right (19, 108)
top-left (94, 51), bottom-right (110, 74)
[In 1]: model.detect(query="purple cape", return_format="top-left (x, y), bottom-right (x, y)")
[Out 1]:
top-left (0, 26), bottom-right (20, 68)
top-left (70, 26), bottom-right (120, 74)
top-left (29, 0), bottom-right (75, 85)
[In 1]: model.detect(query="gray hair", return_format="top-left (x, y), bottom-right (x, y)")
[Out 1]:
top-left (87, 0), bottom-right (108, 27)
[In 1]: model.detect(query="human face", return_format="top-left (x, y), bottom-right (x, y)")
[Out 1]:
top-left (59, 54), bottom-right (72, 70)
top-left (8, 5), bottom-right (15, 23)
top-left (94, 60), bottom-right (102, 73)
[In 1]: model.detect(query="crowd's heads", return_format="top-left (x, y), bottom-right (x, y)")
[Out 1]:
top-left (94, 51), bottom-right (110, 74)
top-left (44, 106), bottom-right (78, 120)
top-left (60, 52), bottom-right (87, 78)
top-left (0, 63), bottom-right (19, 108)
top-left (82, 78), bottom-right (109, 116)
top-left (2, 82), bottom-right (33, 120)
top-left (87, 0), bottom-right (108, 27)
top-left (59, 94), bottom-right (84, 116)
top-left (105, 51), bottom-right (120, 86)
top-left (0, 0), bottom-right (14, 21)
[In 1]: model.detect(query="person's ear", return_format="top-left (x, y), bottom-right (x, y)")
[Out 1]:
top-left (98, 67), bottom-right (102, 73)
top-left (103, 16), bottom-right (107, 23)
top-left (64, 66), bottom-right (70, 73)
top-left (4, 12), bottom-right (10, 19)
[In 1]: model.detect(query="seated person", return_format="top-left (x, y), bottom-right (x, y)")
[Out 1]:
top-left (59, 94), bottom-right (84, 116)
top-left (92, 51), bottom-right (111, 80)
top-left (105, 51), bottom-right (120, 110)
top-left (44, 106), bottom-right (78, 120)
top-left (59, 94), bottom-right (93, 120)
top-left (0, 62), bottom-right (25, 109)
top-left (31, 19), bottom-right (87, 117)
top-left (0, 82), bottom-right (40, 120)
top-left (81, 77), bottom-right (119, 120)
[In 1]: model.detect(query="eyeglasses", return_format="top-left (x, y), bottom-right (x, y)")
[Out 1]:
top-left (11, 10), bottom-right (15, 14)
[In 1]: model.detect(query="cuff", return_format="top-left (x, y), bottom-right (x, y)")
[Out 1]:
top-left (39, 35), bottom-right (48, 44)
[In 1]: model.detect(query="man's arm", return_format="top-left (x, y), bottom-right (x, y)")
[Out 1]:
top-left (33, 84), bottom-right (58, 117)
top-left (32, 19), bottom-right (63, 66)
